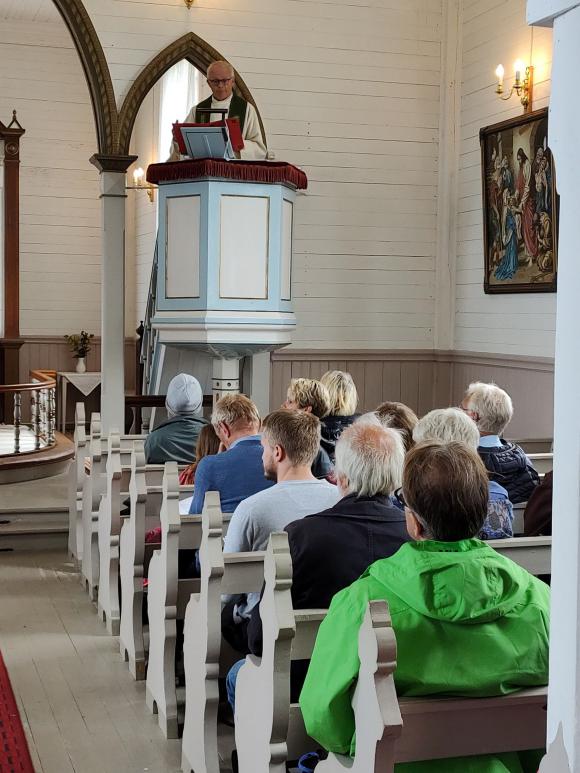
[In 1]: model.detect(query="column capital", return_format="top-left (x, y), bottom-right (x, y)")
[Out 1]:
top-left (0, 111), bottom-right (25, 163)
top-left (527, 0), bottom-right (580, 26)
top-left (90, 153), bottom-right (138, 174)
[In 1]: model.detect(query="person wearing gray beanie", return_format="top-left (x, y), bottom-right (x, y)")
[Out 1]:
top-left (145, 373), bottom-right (208, 464)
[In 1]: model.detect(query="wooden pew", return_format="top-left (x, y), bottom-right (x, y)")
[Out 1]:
top-left (97, 431), bottom-right (144, 634)
top-left (317, 602), bottom-right (547, 772)
top-left (235, 533), bottom-right (549, 772)
top-left (145, 462), bottom-right (206, 739)
top-left (181, 492), bottom-right (266, 773)
top-left (81, 413), bottom-right (106, 600)
top-left (118, 449), bottom-right (191, 680)
top-left (68, 402), bottom-right (86, 562)
top-left (119, 442), bottom-right (166, 680)
top-left (528, 452), bottom-right (553, 475)
top-left (490, 536), bottom-right (551, 575)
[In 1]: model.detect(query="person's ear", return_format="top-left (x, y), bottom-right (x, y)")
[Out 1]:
top-left (405, 509), bottom-right (424, 541)
top-left (218, 421), bottom-right (230, 440)
top-left (337, 473), bottom-right (349, 493)
top-left (303, 405), bottom-right (313, 414)
top-left (273, 444), bottom-right (285, 463)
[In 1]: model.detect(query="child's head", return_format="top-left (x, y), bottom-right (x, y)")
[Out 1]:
top-left (195, 423), bottom-right (220, 461)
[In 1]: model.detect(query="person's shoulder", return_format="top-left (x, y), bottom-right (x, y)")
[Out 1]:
top-left (235, 483), bottom-right (279, 514)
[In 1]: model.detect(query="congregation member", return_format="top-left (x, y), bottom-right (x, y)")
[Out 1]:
top-left (374, 400), bottom-right (418, 452)
top-left (460, 381), bottom-right (539, 503)
top-left (178, 423), bottom-right (220, 485)
top-left (224, 420), bottom-right (411, 711)
top-left (144, 373), bottom-right (207, 465)
top-left (300, 440), bottom-right (550, 772)
top-left (319, 370), bottom-right (359, 462)
top-left (284, 377), bottom-right (334, 478)
top-left (413, 407), bottom-right (513, 539)
top-left (221, 409), bottom-right (339, 652)
top-left (188, 394), bottom-right (272, 514)
top-left (168, 60), bottom-right (266, 161)
top-left (524, 470), bottom-right (553, 536)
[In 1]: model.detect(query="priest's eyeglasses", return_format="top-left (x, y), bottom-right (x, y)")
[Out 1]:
top-left (208, 78), bottom-right (233, 86)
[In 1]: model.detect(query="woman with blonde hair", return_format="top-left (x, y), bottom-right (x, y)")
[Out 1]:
top-left (319, 370), bottom-right (359, 462)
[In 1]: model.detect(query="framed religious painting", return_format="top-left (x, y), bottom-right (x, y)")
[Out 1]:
top-left (480, 107), bottom-right (558, 294)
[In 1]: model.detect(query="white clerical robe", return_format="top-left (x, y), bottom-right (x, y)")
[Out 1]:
top-left (168, 94), bottom-right (266, 161)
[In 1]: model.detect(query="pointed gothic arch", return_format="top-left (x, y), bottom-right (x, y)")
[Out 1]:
top-left (116, 32), bottom-right (266, 156)
top-left (51, 0), bottom-right (118, 154)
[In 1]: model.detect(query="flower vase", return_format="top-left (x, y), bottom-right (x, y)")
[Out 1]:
top-left (76, 357), bottom-right (86, 374)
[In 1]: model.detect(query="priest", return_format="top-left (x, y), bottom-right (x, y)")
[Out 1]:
top-left (168, 60), bottom-right (267, 161)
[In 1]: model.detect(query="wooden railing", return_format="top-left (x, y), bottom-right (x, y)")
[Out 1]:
top-left (0, 369), bottom-right (56, 456)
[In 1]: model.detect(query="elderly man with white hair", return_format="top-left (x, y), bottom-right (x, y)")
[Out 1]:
top-left (226, 421), bottom-right (411, 714)
top-left (413, 407), bottom-right (513, 539)
top-left (460, 381), bottom-right (539, 503)
top-left (168, 59), bottom-right (266, 161)
top-left (144, 373), bottom-right (207, 464)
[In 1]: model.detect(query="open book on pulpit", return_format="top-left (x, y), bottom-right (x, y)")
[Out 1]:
top-left (172, 113), bottom-right (244, 160)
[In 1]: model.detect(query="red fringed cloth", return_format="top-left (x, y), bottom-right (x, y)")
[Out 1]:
top-left (0, 652), bottom-right (35, 773)
top-left (147, 159), bottom-right (308, 190)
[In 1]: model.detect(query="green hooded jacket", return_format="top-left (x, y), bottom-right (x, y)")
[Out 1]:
top-left (299, 539), bottom-right (550, 772)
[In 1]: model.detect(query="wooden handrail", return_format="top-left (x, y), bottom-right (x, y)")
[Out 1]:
top-left (125, 394), bottom-right (213, 409)
top-left (0, 369), bottom-right (56, 393)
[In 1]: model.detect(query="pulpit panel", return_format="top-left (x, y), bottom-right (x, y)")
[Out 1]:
top-left (166, 195), bottom-right (200, 298)
top-left (281, 199), bottom-right (293, 301)
top-left (219, 195), bottom-right (270, 300)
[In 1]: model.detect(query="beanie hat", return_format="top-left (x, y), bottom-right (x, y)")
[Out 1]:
top-left (165, 373), bottom-right (203, 417)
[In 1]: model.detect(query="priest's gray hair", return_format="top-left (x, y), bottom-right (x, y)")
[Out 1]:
top-left (335, 422), bottom-right (404, 497)
top-left (413, 408), bottom-right (479, 450)
top-left (463, 382), bottom-right (513, 435)
top-left (207, 60), bottom-right (234, 78)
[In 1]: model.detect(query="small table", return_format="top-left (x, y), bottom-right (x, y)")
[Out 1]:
top-left (58, 371), bottom-right (101, 433)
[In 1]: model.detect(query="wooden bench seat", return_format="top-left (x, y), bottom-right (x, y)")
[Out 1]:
top-left (235, 532), bottom-right (549, 772)
top-left (181, 492), bottom-right (266, 773)
top-left (119, 446), bottom-right (192, 680)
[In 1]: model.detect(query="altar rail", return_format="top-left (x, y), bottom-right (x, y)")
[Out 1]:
top-left (0, 369), bottom-right (56, 456)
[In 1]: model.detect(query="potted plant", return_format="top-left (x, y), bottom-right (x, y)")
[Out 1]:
top-left (64, 330), bottom-right (94, 373)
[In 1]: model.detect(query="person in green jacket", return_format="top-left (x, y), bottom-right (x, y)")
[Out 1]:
top-left (144, 373), bottom-right (207, 465)
top-left (300, 440), bottom-right (550, 773)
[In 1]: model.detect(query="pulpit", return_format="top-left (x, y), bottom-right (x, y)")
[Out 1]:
top-left (144, 159), bottom-right (307, 402)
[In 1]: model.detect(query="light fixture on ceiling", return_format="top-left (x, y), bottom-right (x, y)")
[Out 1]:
top-left (126, 167), bottom-right (156, 203)
top-left (184, 0), bottom-right (194, 7)
top-left (495, 60), bottom-right (534, 113)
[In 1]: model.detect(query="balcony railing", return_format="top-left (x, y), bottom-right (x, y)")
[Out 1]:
top-left (0, 369), bottom-right (56, 456)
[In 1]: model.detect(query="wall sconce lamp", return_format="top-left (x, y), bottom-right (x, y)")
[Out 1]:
top-left (495, 61), bottom-right (534, 113)
top-left (126, 167), bottom-right (156, 203)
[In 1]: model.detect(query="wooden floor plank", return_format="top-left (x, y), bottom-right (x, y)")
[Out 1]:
top-left (0, 550), bottom-right (182, 773)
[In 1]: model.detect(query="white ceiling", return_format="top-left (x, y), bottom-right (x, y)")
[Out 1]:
top-left (0, 0), bottom-right (60, 22)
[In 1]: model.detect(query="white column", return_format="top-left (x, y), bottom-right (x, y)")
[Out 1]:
top-left (434, 0), bottom-right (461, 351)
top-left (91, 154), bottom-right (136, 434)
top-left (527, 2), bottom-right (580, 770)
top-left (249, 351), bottom-right (271, 416)
top-left (212, 357), bottom-right (240, 406)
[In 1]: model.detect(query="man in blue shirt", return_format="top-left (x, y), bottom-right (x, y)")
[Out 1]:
top-left (189, 394), bottom-right (273, 514)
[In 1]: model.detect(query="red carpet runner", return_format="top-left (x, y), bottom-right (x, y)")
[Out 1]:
top-left (0, 652), bottom-right (34, 773)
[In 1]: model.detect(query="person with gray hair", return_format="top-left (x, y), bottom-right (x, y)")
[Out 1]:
top-left (168, 59), bottom-right (266, 161)
top-left (231, 420), bottom-right (410, 711)
top-left (144, 373), bottom-right (207, 464)
top-left (460, 382), bottom-right (539, 504)
top-left (413, 408), bottom-right (513, 539)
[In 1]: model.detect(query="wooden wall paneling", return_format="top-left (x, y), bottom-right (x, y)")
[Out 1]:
top-left (270, 350), bottom-right (554, 439)
top-left (381, 360), bottom-right (402, 403)
top-left (362, 361), bottom-right (383, 414)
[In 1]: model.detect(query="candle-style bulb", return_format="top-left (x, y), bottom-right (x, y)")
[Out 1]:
top-left (133, 167), bottom-right (145, 187)
top-left (514, 60), bottom-right (525, 83)
top-left (495, 64), bottom-right (504, 92)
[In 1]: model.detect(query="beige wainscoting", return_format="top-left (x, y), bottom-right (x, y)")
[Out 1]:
top-left (270, 349), bottom-right (554, 441)
top-left (18, 336), bottom-right (137, 427)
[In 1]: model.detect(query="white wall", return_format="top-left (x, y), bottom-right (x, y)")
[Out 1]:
top-left (455, 0), bottom-right (554, 357)
top-left (0, 17), bottom-right (101, 337)
top-left (83, 0), bottom-right (443, 350)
